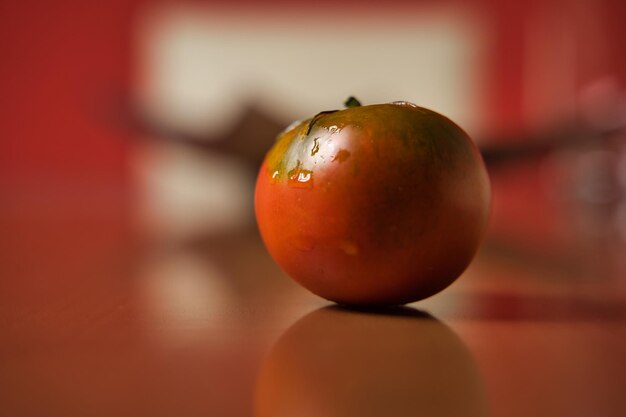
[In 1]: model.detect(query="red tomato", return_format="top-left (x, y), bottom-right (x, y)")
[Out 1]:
top-left (255, 100), bottom-right (490, 305)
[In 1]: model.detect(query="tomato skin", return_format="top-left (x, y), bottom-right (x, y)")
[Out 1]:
top-left (255, 103), bottom-right (490, 306)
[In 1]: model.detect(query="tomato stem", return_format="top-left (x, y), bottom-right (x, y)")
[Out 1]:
top-left (344, 96), bottom-right (362, 108)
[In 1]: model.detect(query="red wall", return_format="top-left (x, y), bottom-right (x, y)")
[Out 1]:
top-left (0, 1), bottom-right (133, 185)
top-left (2, 0), bottom-right (624, 185)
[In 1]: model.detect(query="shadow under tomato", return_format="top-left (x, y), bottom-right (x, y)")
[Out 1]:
top-left (254, 305), bottom-right (488, 417)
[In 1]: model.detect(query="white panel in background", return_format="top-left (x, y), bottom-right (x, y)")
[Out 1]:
top-left (132, 6), bottom-right (486, 240)
top-left (136, 6), bottom-right (486, 138)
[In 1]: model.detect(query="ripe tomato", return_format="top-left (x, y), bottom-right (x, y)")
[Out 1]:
top-left (255, 100), bottom-right (490, 305)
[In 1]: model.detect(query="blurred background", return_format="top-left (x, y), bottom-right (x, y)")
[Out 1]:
top-left (1, 1), bottom-right (626, 416)
top-left (3, 0), bottom-right (625, 268)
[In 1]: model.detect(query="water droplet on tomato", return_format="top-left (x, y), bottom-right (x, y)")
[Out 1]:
top-left (332, 149), bottom-right (350, 163)
top-left (338, 240), bottom-right (359, 255)
top-left (391, 101), bottom-right (418, 107)
top-left (287, 166), bottom-right (313, 189)
top-left (311, 138), bottom-right (320, 156)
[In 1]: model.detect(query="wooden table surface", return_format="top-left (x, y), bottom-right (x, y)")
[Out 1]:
top-left (1, 187), bottom-right (625, 417)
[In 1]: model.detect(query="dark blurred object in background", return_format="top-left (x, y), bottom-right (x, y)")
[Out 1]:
top-left (1, 0), bottom-right (626, 286)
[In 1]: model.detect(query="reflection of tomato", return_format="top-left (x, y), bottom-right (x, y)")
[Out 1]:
top-left (255, 307), bottom-right (487, 417)
top-left (255, 100), bottom-right (490, 305)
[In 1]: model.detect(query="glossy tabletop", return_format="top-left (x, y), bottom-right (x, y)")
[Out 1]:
top-left (1, 190), bottom-right (625, 417)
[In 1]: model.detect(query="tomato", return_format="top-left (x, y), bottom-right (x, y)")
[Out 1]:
top-left (254, 307), bottom-right (487, 417)
top-left (255, 99), bottom-right (490, 305)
